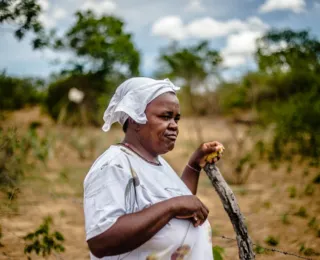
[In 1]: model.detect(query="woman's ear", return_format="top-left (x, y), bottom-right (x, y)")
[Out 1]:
top-left (128, 118), bottom-right (140, 132)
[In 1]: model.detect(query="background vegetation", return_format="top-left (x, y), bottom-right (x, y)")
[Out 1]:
top-left (0, 1), bottom-right (319, 259)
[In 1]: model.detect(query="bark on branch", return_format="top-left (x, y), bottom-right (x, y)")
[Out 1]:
top-left (204, 163), bottom-right (255, 260)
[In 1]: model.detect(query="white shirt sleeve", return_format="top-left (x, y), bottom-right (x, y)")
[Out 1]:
top-left (83, 164), bottom-right (131, 241)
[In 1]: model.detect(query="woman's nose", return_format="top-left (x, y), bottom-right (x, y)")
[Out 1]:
top-left (168, 119), bottom-right (178, 130)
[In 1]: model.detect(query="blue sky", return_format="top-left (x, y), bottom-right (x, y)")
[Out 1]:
top-left (0, 0), bottom-right (319, 80)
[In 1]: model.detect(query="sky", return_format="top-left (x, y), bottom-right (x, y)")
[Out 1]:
top-left (0, 0), bottom-right (320, 80)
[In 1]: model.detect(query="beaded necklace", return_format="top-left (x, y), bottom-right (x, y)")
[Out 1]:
top-left (120, 142), bottom-right (161, 166)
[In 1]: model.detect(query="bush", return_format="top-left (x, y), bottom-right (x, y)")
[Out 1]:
top-left (0, 128), bottom-right (26, 189)
top-left (24, 216), bottom-right (65, 259)
top-left (265, 236), bottom-right (279, 246)
top-left (0, 72), bottom-right (45, 110)
top-left (45, 73), bottom-right (118, 126)
top-left (0, 126), bottom-right (52, 191)
top-left (270, 89), bottom-right (320, 159)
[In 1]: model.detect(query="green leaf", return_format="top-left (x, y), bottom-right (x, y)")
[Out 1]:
top-left (212, 246), bottom-right (224, 260)
top-left (54, 231), bottom-right (65, 241)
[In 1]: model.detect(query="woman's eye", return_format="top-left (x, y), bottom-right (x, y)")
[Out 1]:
top-left (162, 116), bottom-right (171, 120)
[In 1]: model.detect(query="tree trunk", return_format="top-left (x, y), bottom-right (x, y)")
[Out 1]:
top-left (203, 163), bottom-right (255, 260)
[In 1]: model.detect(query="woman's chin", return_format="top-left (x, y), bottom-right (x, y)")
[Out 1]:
top-left (157, 143), bottom-right (175, 155)
top-left (165, 142), bottom-right (176, 152)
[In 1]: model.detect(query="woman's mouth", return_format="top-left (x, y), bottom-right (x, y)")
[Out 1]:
top-left (166, 134), bottom-right (177, 141)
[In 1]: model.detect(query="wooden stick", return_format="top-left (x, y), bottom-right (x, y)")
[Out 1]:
top-left (204, 163), bottom-right (255, 260)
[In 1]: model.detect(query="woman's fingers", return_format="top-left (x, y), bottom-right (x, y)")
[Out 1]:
top-left (176, 214), bottom-right (194, 219)
top-left (193, 201), bottom-right (209, 227)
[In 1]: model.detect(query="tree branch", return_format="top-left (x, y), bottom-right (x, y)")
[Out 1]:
top-left (204, 163), bottom-right (255, 259)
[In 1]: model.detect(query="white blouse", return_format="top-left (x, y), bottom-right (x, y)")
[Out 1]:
top-left (83, 145), bottom-right (213, 260)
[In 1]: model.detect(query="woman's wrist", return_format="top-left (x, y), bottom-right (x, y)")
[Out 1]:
top-left (187, 161), bottom-right (202, 172)
top-left (166, 197), bottom-right (179, 217)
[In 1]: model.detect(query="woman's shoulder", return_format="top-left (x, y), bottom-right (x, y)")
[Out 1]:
top-left (83, 145), bottom-right (133, 185)
top-left (89, 145), bottom-right (131, 171)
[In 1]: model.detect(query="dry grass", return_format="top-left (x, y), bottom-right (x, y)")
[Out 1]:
top-left (0, 109), bottom-right (319, 260)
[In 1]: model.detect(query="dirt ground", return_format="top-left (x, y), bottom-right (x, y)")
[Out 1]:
top-left (0, 107), bottom-right (319, 260)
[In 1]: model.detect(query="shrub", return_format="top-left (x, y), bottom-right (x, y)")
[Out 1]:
top-left (0, 126), bottom-right (52, 192)
top-left (313, 173), bottom-right (320, 184)
top-left (0, 128), bottom-right (26, 189)
top-left (254, 243), bottom-right (266, 254)
top-left (23, 216), bottom-right (65, 259)
top-left (294, 207), bottom-right (308, 218)
top-left (304, 184), bottom-right (314, 196)
top-left (45, 73), bottom-right (117, 126)
top-left (287, 186), bottom-right (296, 198)
top-left (265, 236), bottom-right (279, 246)
top-left (0, 72), bottom-right (45, 110)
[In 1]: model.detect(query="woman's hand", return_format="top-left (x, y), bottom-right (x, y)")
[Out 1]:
top-left (169, 195), bottom-right (209, 227)
top-left (188, 141), bottom-right (224, 170)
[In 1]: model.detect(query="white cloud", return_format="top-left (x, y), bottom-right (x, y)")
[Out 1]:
top-left (222, 31), bottom-right (264, 56)
top-left (38, 0), bottom-right (50, 11)
top-left (221, 27), bottom-right (270, 68)
top-left (52, 8), bottom-right (67, 20)
top-left (151, 15), bottom-right (269, 69)
top-left (39, 13), bottom-right (56, 28)
top-left (259, 0), bottom-right (306, 13)
top-left (80, 0), bottom-right (116, 16)
top-left (152, 16), bottom-right (186, 40)
top-left (185, 0), bottom-right (205, 13)
top-left (151, 16), bottom-right (269, 40)
top-left (222, 55), bottom-right (247, 67)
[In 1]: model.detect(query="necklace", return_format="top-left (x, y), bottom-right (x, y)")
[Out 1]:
top-left (120, 142), bottom-right (161, 166)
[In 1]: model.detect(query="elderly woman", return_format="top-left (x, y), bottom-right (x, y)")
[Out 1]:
top-left (83, 77), bottom-right (223, 260)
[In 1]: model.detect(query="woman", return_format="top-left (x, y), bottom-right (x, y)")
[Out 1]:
top-left (83, 77), bottom-right (224, 260)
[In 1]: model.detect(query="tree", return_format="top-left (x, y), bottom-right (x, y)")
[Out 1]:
top-left (157, 41), bottom-right (222, 141)
top-left (0, 0), bottom-right (47, 49)
top-left (256, 29), bottom-right (320, 75)
top-left (45, 11), bottom-right (140, 126)
top-left (255, 29), bottom-right (320, 158)
top-left (54, 10), bottom-right (140, 78)
top-left (158, 41), bottom-right (221, 89)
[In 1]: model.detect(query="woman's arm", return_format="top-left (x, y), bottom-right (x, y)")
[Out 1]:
top-left (87, 195), bottom-right (209, 258)
top-left (181, 163), bottom-right (201, 195)
top-left (181, 141), bottom-right (224, 195)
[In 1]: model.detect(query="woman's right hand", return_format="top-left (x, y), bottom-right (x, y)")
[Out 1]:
top-left (169, 195), bottom-right (209, 227)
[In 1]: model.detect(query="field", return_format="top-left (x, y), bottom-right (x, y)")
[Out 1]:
top-left (0, 107), bottom-right (319, 260)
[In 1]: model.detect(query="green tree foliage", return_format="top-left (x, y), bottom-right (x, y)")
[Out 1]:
top-left (218, 29), bottom-right (320, 159)
top-left (157, 41), bottom-right (222, 116)
top-left (0, 0), bottom-right (47, 49)
top-left (0, 71), bottom-right (45, 110)
top-left (54, 10), bottom-right (140, 77)
top-left (45, 11), bottom-right (140, 126)
top-left (256, 29), bottom-right (320, 74)
top-left (257, 30), bottom-right (320, 158)
top-left (217, 72), bottom-right (270, 112)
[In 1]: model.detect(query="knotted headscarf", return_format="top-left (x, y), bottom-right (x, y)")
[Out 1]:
top-left (102, 77), bottom-right (180, 132)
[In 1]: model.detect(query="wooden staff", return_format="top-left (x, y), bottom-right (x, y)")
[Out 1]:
top-left (203, 163), bottom-right (255, 260)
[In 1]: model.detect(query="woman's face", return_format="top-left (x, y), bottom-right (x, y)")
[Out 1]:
top-left (139, 92), bottom-right (180, 155)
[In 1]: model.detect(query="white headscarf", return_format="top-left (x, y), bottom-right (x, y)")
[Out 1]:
top-left (102, 77), bottom-right (180, 132)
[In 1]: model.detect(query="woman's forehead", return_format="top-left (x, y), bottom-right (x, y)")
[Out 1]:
top-left (147, 92), bottom-right (180, 111)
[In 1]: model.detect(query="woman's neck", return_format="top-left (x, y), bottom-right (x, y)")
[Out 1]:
top-left (122, 136), bottom-right (159, 164)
